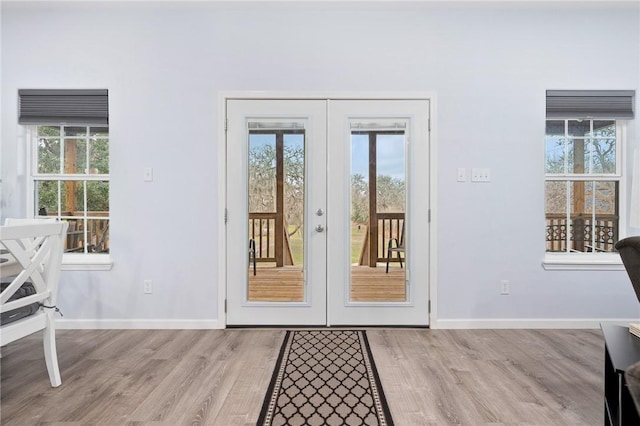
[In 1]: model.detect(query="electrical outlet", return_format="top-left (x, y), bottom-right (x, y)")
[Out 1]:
top-left (144, 279), bottom-right (153, 294)
top-left (501, 280), bottom-right (510, 295)
top-left (457, 167), bottom-right (466, 182)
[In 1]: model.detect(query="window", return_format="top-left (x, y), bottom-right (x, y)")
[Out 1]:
top-left (29, 125), bottom-right (110, 255)
top-left (545, 119), bottom-right (622, 254)
top-left (19, 89), bottom-right (110, 268)
top-left (543, 90), bottom-right (634, 269)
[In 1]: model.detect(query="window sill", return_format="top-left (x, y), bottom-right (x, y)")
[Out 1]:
top-left (542, 253), bottom-right (624, 271)
top-left (62, 253), bottom-right (113, 271)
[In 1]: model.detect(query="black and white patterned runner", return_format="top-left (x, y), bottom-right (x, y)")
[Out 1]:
top-left (258, 330), bottom-right (394, 426)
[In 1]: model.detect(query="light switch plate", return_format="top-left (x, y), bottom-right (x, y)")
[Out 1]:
top-left (143, 167), bottom-right (153, 182)
top-left (471, 168), bottom-right (491, 182)
top-left (457, 168), bottom-right (466, 182)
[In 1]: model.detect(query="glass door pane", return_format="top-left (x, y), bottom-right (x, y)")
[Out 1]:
top-left (248, 129), bottom-right (305, 302)
top-left (350, 130), bottom-right (407, 302)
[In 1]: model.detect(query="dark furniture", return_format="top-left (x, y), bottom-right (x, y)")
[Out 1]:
top-left (614, 236), bottom-right (640, 414)
top-left (385, 222), bottom-right (404, 274)
top-left (615, 237), bottom-right (640, 301)
top-left (601, 323), bottom-right (640, 425)
top-left (249, 238), bottom-right (256, 276)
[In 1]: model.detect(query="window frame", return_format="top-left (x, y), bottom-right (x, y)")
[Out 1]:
top-left (25, 125), bottom-right (112, 270)
top-left (543, 120), bottom-right (626, 271)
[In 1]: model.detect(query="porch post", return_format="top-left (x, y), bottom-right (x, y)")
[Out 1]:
top-left (275, 133), bottom-right (284, 267)
top-left (368, 133), bottom-right (377, 267)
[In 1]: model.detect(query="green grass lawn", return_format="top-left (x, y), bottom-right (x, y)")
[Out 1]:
top-left (287, 223), bottom-right (367, 266)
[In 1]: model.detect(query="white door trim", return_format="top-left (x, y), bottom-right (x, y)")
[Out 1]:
top-left (218, 91), bottom-right (439, 328)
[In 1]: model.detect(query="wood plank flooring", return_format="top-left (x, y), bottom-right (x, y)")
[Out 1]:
top-left (0, 328), bottom-right (604, 425)
top-left (248, 265), bottom-right (405, 302)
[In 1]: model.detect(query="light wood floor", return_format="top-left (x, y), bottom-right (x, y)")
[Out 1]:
top-left (0, 328), bottom-right (603, 425)
top-left (249, 265), bottom-right (405, 302)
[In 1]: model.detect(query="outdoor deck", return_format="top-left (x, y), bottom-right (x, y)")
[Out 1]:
top-left (247, 265), bottom-right (406, 302)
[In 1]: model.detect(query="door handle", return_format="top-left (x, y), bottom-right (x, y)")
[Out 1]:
top-left (315, 225), bottom-right (325, 233)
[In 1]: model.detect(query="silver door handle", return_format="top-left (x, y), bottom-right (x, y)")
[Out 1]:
top-left (315, 225), bottom-right (325, 233)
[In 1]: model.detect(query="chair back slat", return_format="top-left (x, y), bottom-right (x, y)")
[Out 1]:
top-left (1, 222), bottom-right (68, 308)
top-left (1, 291), bottom-right (52, 313)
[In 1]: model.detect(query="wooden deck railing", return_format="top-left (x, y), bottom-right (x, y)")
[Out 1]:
top-left (249, 211), bottom-right (404, 267)
top-left (377, 213), bottom-right (405, 262)
top-left (359, 213), bottom-right (405, 266)
top-left (249, 212), bottom-right (294, 265)
top-left (249, 213), bottom-right (277, 262)
top-left (546, 213), bottom-right (618, 252)
top-left (39, 212), bottom-right (110, 253)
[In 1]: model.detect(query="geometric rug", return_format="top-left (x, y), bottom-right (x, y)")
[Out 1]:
top-left (257, 330), bottom-right (394, 426)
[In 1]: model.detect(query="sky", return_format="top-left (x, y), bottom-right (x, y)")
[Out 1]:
top-left (250, 132), bottom-right (406, 182)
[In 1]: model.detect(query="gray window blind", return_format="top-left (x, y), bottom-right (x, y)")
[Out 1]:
top-left (18, 89), bottom-right (109, 125)
top-left (546, 90), bottom-right (635, 119)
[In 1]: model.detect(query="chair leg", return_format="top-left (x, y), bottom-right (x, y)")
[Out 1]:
top-left (43, 316), bottom-right (61, 387)
top-left (398, 250), bottom-right (403, 269)
top-left (386, 246), bottom-right (392, 273)
top-left (249, 239), bottom-right (257, 276)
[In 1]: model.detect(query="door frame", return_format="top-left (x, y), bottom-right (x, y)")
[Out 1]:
top-left (217, 91), bottom-right (439, 328)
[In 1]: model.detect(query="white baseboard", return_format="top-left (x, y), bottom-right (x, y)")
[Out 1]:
top-left (430, 318), bottom-right (638, 329)
top-left (55, 318), bottom-right (637, 330)
top-left (56, 319), bottom-right (222, 330)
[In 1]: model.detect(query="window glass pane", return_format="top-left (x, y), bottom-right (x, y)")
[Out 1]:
top-left (546, 181), bottom-right (567, 215)
top-left (38, 126), bottom-right (60, 137)
top-left (591, 120), bottom-right (615, 138)
top-left (568, 138), bottom-right (587, 174)
top-left (63, 139), bottom-right (87, 174)
top-left (545, 137), bottom-right (565, 173)
top-left (589, 139), bottom-right (616, 174)
top-left (545, 120), bottom-right (565, 137)
top-left (545, 181), bottom-right (567, 252)
top-left (90, 127), bottom-right (109, 137)
top-left (592, 181), bottom-right (618, 252)
top-left (64, 218), bottom-right (84, 253)
top-left (376, 134), bottom-right (405, 213)
top-left (247, 130), bottom-right (304, 303)
top-left (283, 133), bottom-right (304, 267)
top-left (37, 138), bottom-right (60, 174)
top-left (87, 181), bottom-right (109, 213)
top-left (351, 131), bottom-right (406, 302)
top-left (87, 218), bottom-right (109, 253)
top-left (64, 126), bottom-right (86, 137)
top-left (35, 180), bottom-right (59, 216)
top-left (89, 139), bottom-right (109, 174)
top-left (351, 134), bottom-right (369, 264)
top-left (60, 180), bottom-right (84, 214)
top-left (248, 134), bottom-right (276, 213)
top-left (568, 120), bottom-right (590, 137)
top-left (594, 181), bottom-right (617, 215)
top-left (566, 139), bottom-right (575, 173)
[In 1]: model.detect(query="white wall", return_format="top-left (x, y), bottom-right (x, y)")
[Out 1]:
top-left (2, 1), bottom-right (639, 328)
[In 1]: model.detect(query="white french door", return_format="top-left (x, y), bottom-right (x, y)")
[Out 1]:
top-left (226, 99), bottom-right (327, 325)
top-left (226, 97), bottom-right (430, 326)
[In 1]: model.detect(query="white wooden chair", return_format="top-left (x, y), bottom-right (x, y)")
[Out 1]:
top-left (0, 221), bottom-right (68, 387)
